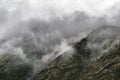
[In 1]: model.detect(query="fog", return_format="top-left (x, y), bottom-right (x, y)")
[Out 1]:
top-left (0, 0), bottom-right (120, 75)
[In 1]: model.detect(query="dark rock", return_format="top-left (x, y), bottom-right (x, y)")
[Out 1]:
top-left (31, 25), bottom-right (120, 80)
top-left (81, 44), bottom-right (120, 80)
top-left (30, 38), bottom-right (91, 80)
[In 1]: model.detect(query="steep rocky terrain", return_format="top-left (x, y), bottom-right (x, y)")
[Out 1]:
top-left (0, 26), bottom-right (120, 80)
top-left (0, 53), bottom-right (33, 80)
top-left (30, 38), bottom-right (91, 80)
top-left (81, 44), bottom-right (120, 80)
top-left (30, 26), bottom-right (120, 80)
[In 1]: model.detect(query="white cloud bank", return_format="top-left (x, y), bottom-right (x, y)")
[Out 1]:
top-left (0, 0), bottom-right (120, 20)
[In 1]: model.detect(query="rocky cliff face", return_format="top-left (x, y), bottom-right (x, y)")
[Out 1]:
top-left (81, 44), bottom-right (120, 80)
top-left (0, 25), bottom-right (120, 80)
top-left (30, 25), bottom-right (120, 80)
top-left (30, 38), bottom-right (90, 80)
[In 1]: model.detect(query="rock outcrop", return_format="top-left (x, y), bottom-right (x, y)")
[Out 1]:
top-left (81, 43), bottom-right (120, 80)
top-left (30, 38), bottom-right (91, 80)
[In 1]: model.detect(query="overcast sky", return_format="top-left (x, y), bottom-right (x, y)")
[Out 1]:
top-left (0, 0), bottom-right (120, 56)
top-left (0, 0), bottom-right (120, 40)
top-left (0, 0), bottom-right (120, 21)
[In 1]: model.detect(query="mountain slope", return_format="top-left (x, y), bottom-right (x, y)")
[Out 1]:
top-left (31, 25), bottom-right (120, 80)
top-left (81, 43), bottom-right (120, 80)
top-left (0, 25), bottom-right (120, 80)
top-left (30, 38), bottom-right (91, 80)
top-left (0, 53), bottom-right (33, 80)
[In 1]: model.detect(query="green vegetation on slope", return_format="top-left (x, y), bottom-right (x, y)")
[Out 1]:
top-left (0, 54), bottom-right (33, 80)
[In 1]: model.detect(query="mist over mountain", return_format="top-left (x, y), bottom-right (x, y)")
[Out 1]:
top-left (30, 25), bottom-right (120, 80)
top-left (0, 0), bottom-right (120, 80)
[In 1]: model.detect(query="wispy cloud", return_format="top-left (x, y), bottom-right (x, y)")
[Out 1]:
top-left (0, 0), bottom-right (120, 20)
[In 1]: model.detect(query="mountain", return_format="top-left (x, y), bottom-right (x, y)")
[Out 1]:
top-left (30, 25), bottom-right (120, 80)
top-left (0, 52), bottom-right (33, 80)
top-left (0, 25), bottom-right (120, 80)
top-left (81, 43), bottom-right (120, 80)
top-left (30, 38), bottom-right (90, 80)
